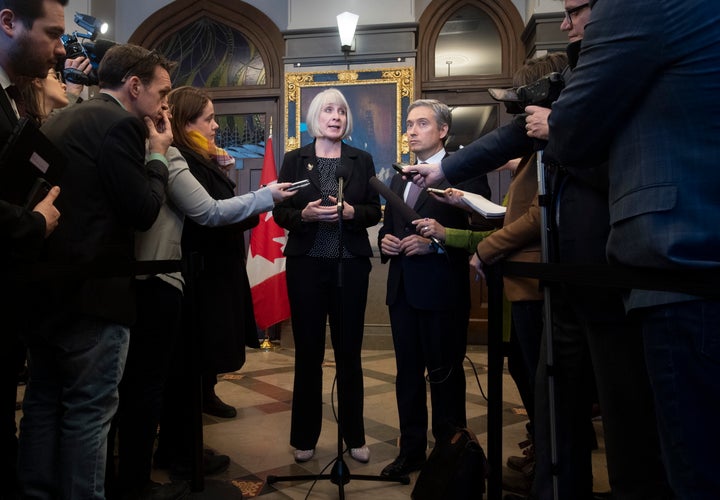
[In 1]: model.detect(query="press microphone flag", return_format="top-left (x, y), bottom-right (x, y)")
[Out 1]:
top-left (368, 176), bottom-right (445, 251)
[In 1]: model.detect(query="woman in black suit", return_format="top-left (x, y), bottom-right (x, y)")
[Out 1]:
top-left (273, 88), bottom-right (381, 463)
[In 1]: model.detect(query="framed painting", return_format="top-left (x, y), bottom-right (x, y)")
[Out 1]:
top-left (284, 67), bottom-right (414, 184)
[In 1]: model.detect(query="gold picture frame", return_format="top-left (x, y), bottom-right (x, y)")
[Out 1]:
top-left (284, 67), bottom-right (414, 183)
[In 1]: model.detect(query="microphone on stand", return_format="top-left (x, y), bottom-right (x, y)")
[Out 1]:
top-left (335, 164), bottom-right (351, 212)
top-left (368, 176), bottom-right (446, 253)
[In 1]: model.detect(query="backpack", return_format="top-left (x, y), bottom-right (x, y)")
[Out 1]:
top-left (411, 427), bottom-right (488, 500)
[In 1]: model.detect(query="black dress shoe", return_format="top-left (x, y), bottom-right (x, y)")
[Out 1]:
top-left (202, 393), bottom-right (237, 418)
top-left (122, 480), bottom-right (190, 500)
top-left (169, 453), bottom-right (231, 479)
top-left (380, 453), bottom-right (426, 477)
top-left (503, 494), bottom-right (529, 500)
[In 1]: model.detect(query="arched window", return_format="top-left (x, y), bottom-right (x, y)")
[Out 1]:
top-left (419, 0), bottom-right (524, 91)
top-left (155, 17), bottom-right (266, 88)
top-left (129, 0), bottom-right (284, 203)
top-left (435, 4), bottom-right (502, 78)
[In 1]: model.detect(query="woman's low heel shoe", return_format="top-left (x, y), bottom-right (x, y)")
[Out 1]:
top-left (293, 448), bottom-right (315, 462)
top-left (350, 445), bottom-right (370, 463)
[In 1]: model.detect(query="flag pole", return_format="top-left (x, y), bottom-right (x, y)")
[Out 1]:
top-left (259, 117), bottom-right (275, 352)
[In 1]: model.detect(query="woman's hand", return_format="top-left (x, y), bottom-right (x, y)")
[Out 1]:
top-left (328, 196), bottom-right (355, 219)
top-left (266, 182), bottom-right (295, 202)
top-left (300, 199), bottom-right (339, 222)
top-left (470, 252), bottom-right (486, 281)
top-left (412, 217), bottom-right (446, 242)
top-left (427, 188), bottom-right (471, 212)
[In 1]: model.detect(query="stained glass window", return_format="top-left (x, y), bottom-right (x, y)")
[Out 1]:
top-left (156, 16), bottom-right (266, 88)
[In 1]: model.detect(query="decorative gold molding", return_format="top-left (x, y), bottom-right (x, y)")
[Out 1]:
top-left (284, 68), bottom-right (414, 178)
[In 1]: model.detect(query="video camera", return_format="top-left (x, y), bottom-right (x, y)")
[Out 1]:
top-left (488, 72), bottom-right (565, 115)
top-left (61, 13), bottom-right (116, 86)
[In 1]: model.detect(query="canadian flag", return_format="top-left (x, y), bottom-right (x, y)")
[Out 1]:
top-left (247, 136), bottom-right (291, 330)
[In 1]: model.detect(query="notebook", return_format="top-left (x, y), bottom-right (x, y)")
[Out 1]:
top-left (0, 117), bottom-right (66, 208)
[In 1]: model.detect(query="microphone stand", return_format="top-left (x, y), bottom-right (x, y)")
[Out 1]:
top-left (268, 173), bottom-right (409, 498)
top-left (537, 151), bottom-right (559, 500)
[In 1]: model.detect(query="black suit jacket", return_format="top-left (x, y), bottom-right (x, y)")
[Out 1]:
top-left (178, 145), bottom-right (261, 368)
top-left (0, 87), bottom-right (46, 265)
top-left (34, 93), bottom-right (168, 328)
top-left (378, 173), bottom-right (471, 311)
top-left (273, 140), bottom-right (382, 257)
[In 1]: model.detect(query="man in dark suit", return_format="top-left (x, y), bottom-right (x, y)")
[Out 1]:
top-left (545, 1), bottom-right (720, 497)
top-left (16, 44), bottom-right (174, 499)
top-left (378, 99), bottom-right (471, 477)
top-left (0, 0), bottom-right (65, 497)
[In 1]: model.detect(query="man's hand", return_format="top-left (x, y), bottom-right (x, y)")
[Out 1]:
top-left (145, 107), bottom-right (173, 157)
top-left (406, 162), bottom-right (445, 189)
top-left (380, 234), bottom-right (402, 256)
top-left (525, 105), bottom-right (551, 140)
top-left (63, 57), bottom-right (91, 96)
top-left (399, 234), bottom-right (434, 256)
top-left (32, 186), bottom-right (61, 237)
top-left (300, 199), bottom-right (339, 223)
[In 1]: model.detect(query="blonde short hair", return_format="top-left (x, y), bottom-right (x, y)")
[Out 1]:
top-left (305, 88), bottom-right (353, 139)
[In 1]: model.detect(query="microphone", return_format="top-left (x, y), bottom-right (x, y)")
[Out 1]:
top-left (368, 176), bottom-right (445, 252)
top-left (335, 164), bottom-right (351, 211)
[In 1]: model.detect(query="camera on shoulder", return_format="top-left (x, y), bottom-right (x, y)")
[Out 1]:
top-left (488, 72), bottom-right (565, 115)
top-left (61, 13), bottom-right (117, 86)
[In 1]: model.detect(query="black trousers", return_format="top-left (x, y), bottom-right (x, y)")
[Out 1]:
top-left (286, 256), bottom-right (371, 450)
top-left (0, 333), bottom-right (25, 498)
top-left (111, 278), bottom-right (182, 490)
top-left (532, 175), bottom-right (670, 500)
top-left (388, 286), bottom-right (469, 456)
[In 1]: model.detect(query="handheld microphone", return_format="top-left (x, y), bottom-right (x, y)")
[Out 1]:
top-left (368, 176), bottom-right (445, 252)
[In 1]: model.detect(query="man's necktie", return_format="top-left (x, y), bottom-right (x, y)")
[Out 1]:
top-left (404, 161), bottom-right (426, 208)
top-left (405, 181), bottom-right (422, 208)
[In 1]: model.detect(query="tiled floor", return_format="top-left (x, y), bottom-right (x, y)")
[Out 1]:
top-left (16, 343), bottom-right (609, 499)
top-left (144, 344), bottom-right (610, 499)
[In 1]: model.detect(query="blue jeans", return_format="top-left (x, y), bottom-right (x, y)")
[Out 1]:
top-left (18, 317), bottom-right (130, 500)
top-left (641, 299), bottom-right (720, 500)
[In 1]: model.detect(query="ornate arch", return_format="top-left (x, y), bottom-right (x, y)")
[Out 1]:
top-left (128, 0), bottom-right (283, 99)
top-left (418, 0), bottom-right (525, 92)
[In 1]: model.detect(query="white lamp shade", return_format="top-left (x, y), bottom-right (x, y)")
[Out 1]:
top-left (337, 11), bottom-right (359, 48)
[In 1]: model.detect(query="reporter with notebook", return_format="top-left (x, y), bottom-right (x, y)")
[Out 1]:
top-left (0, 1), bottom-right (66, 498)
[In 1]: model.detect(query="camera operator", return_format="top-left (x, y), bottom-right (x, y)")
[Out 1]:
top-left (0, 0), bottom-right (65, 497)
top-left (407, 2), bottom-right (671, 499)
top-left (16, 44), bottom-right (174, 499)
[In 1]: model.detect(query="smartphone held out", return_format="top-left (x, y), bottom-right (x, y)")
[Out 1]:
top-left (392, 162), bottom-right (418, 176)
top-left (285, 179), bottom-right (310, 192)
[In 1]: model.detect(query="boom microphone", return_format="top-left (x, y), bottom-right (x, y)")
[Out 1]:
top-left (368, 176), bottom-right (445, 252)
